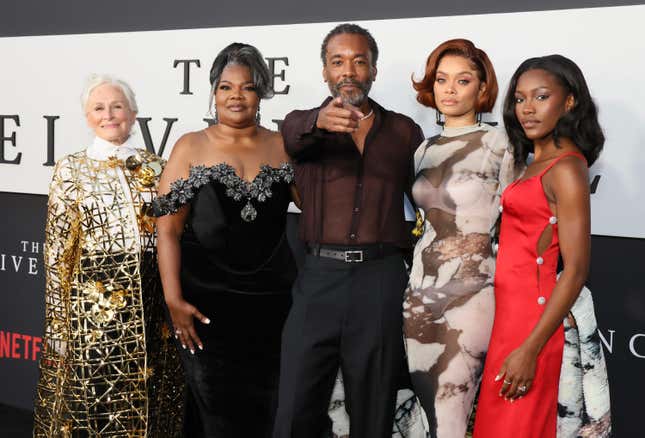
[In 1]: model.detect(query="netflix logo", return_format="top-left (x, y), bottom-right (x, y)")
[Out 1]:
top-left (0, 330), bottom-right (42, 362)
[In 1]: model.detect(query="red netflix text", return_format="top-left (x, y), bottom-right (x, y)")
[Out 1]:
top-left (0, 330), bottom-right (42, 361)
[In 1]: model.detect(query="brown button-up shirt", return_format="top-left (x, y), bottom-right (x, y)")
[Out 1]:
top-left (282, 97), bottom-right (424, 248)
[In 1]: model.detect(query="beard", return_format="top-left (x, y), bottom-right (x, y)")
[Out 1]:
top-left (329, 77), bottom-right (373, 107)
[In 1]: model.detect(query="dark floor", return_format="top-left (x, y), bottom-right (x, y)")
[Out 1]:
top-left (0, 404), bottom-right (32, 437)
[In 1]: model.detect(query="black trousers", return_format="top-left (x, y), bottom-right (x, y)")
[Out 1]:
top-left (273, 252), bottom-right (408, 438)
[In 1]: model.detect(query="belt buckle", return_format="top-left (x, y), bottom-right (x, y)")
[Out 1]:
top-left (344, 250), bottom-right (364, 263)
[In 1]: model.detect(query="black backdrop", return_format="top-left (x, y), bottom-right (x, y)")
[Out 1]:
top-left (1, 2), bottom-right (644, 437)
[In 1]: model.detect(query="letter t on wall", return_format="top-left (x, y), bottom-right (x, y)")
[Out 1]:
top-left (174, 59), bottom-right (201, 95)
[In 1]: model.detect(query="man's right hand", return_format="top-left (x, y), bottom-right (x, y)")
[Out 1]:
top-left (316, 97), bottom-right (365, 133)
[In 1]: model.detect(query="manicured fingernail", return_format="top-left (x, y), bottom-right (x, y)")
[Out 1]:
top-left (182, 344), bottom-right (186, 349)
top-left (174, 334), bottom-right (178, 339)
top-left (198, 344), bottom-right (203, 350)
top-left (494, 375), bottom-right (501, 382)
top-left (204, 318), bottom-right (211, 324)
top-left (190, 349), bottom-right (195, 355)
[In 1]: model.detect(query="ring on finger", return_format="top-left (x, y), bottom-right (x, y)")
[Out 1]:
top-left (503, 379), bottom-right (512, 385)
top-left (175, 329), bottom-right (182, 335)
top-left (518, 385), bottom-right (527, 392)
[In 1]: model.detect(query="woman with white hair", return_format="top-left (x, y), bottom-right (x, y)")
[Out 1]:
top-left (33, 74), bottom-right (183, 437)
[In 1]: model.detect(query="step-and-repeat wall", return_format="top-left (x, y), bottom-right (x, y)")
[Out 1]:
top-left (1, 3), bottom-right (644, 436)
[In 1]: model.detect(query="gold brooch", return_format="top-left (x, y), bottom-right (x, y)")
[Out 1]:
top-left (125, 154), bottom-right (143, 170)
top-left (125, 154), bottom-right (163, 187)
top-left (137, 165), bottom-right (156, 187)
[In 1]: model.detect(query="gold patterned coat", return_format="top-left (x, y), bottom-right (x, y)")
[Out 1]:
top-left (34, 147), bottom-right (183, 437)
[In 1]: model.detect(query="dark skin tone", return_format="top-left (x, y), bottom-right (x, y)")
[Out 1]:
top-left (317, 33), bottom-right (377, 153)
top-left (496, 68), bottom-right (590, 402)
top-left (156, 64), bottom-right (295, 353)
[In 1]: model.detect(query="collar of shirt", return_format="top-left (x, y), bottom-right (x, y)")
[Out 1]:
top-left (86, 136), bottom-right (138, 161)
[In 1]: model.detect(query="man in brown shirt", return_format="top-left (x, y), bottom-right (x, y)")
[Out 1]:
top-left (273, 24), bottom-right (424, 438)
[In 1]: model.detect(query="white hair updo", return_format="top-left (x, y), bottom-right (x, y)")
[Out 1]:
top-left (80, 74), bottom-right (138, 112)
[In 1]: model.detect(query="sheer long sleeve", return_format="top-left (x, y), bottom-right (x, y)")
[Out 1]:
top-left (490, 132), bottom-right (521, 243)
top-left (499, 143), bottom-right (521, 193)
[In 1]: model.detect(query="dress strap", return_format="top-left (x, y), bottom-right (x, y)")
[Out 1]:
top-left (538, 151), bottom-right (586, 177)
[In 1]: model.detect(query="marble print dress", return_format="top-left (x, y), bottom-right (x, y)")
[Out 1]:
top-left (403, 124), bottom-right (516, 437)
top-left (558, 284), bottom-right (611, 437)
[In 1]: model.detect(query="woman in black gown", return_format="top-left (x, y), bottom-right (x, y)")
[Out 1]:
top-left (153, 43), bottom-right (297, 438)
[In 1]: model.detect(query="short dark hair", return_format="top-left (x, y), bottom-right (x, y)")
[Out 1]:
top-left (320, 23), bottom-right (378, 67)
top-left (209, 42), bottom-right (273, 99)
top-left (503, 54), bottom-right (604, 166)
top-left (412, 38), bottom-right (498, 113)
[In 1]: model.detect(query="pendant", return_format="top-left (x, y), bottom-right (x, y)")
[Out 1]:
top-left (240, 201), bottom-right (257, 222)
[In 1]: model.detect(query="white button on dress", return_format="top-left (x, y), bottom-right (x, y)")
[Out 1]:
top-left (537, 296), bottom-right (546, 305)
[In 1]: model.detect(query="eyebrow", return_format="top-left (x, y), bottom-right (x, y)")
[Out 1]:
top-left (524, 86), bottom-right (552, 92)
top-left (329, 53), bottom-right (368, 59)
top-left (92, 100), bottom-right (127, 105)
top-left (218, 80), bottom-right (255, 85)
top-left (514, 86), bottom-right (553, 96)
top-left (436, 70), bottom-right (475, 76)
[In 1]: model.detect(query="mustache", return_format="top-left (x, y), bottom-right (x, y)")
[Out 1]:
top-left (335, 78), bottom-right (369, 92)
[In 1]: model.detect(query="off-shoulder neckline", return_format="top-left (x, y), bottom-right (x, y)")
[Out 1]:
top-left (188, 162), bottom-right (291, 185)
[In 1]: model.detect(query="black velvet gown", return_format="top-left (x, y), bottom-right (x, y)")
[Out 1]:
top-left (153, 162), bottom-right (296, 438)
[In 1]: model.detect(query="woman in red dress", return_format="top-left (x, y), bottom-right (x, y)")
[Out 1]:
top-left (473, 55), bottom-right (609, 437)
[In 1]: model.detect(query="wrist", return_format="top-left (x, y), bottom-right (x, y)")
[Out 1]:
top-left (314, 114), bottom-right (325, 132)
top-left (521, 338), bottom-right (543, 356)
top-left (164, 293), bottom-right (185, 307)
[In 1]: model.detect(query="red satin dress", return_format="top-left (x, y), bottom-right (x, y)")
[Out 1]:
top-left (473, 152), bottom-right (586, 438)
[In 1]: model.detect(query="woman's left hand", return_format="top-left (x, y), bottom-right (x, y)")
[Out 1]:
top-left (495, 345), bottom-right (538, 401)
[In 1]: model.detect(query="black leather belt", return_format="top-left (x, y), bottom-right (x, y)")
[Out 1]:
top-left (306, 243), bottom-right (400, 263)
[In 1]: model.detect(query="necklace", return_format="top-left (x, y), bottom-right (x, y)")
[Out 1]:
top-left (359, 109), bottom-right (374, 121)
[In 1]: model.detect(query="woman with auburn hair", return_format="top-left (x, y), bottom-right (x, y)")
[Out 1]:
top-left (403, 39), bottom-right (517, 437)
top-left (473, 55), bottom-right (611, 438)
